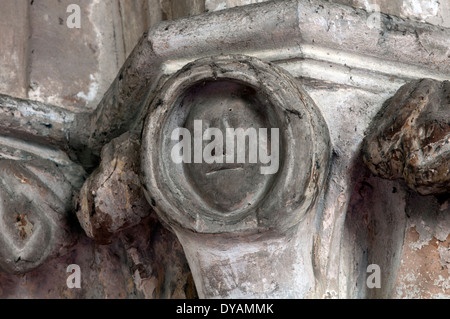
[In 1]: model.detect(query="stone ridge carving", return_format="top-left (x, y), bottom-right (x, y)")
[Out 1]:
top-left (363, 79), bottom-right (449, 195)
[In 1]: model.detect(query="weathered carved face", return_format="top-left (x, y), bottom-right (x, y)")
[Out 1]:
top-left (143, 55), bottom-right (330, 235)
top-left (0, 160), bottom-right (76, 274)
top-left (183, 80), bottom-right (279, 213)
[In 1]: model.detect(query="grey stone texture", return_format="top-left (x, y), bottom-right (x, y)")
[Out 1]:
top-left (0, 0), bottom-right (448, 299)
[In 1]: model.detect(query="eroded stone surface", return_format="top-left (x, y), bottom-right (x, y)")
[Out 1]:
top-left (363, 79), bottom-right (450, 195)
top-left (342, 170), bottom-right (407, 299)
top-left (0, 0), bottom-right (155, 111)
top-left (0, 1), bottom-right (29, 99)
top-left (142, 55), bottom-right (331, 236)
top-left (121, 217), bottom-right (198, 299)
top-left (0, 159), bottom-right (79, 274)
top-left (76, 132), bottom-right (151, 244)
top-left (0, 219), bottom-right (197, 299)
top-left (393, 193), bottom-right (449, 298)
top-left (0, 235), bottom-right (140, 299)
top-left (75, 130), bottom-right (197, 297)
top-left (141, 54), bottom-right (331, 298)
top-left (0, 0), bottom-right (448, 299)
top-left (206, 0), bottom-right (450, 29)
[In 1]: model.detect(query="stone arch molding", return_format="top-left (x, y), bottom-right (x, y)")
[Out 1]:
top-left (0, 0), bottom-right (448, 298)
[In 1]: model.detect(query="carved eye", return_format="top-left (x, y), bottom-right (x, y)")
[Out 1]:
top-left (0, 160), bottom-right (76, 274)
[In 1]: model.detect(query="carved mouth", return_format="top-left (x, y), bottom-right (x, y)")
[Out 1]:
top-left (205, 165), bottom-right (244, 176)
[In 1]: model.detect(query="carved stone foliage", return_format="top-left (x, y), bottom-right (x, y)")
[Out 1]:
top-left (0, 139), bottom-right (85, 274)
top-left (363, 79), bottom-right (449, 195)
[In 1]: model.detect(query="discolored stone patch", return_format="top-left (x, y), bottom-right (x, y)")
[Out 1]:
top-left (394, 227), bottom-right (449, 298)
top-left (76, 132), bottom-right (152, 244)
top-left (15, 214), bottom-right (33, 241)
